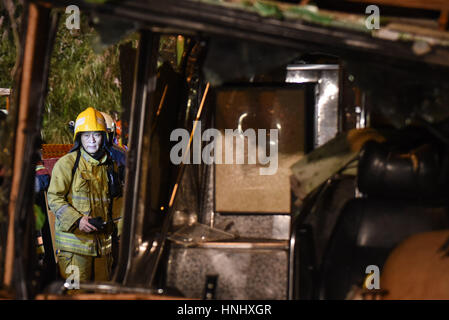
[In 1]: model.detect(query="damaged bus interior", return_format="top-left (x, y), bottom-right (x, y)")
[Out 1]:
top-left (2, 0), bottom-right (449, 300)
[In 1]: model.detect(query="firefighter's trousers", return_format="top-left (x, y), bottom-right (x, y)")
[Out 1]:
top-left (57, 250), bottom-right (113, 283)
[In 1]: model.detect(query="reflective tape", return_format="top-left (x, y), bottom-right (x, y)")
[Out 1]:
top-left (54, 204), bottom-right (69, 219)
top-left (55, 231), bottom-right (96, 255)
top-left (75, 117), bottom-right (85, 130)
top-left (55, 231), bottom-right (112, 256)
top-left (71, 195), bottom-right (109, 202)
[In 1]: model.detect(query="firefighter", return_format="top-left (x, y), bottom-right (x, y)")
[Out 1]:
top-left (100, 111), bottom-right (126, 268)
top-left (34, 159), bottom-right (50, 263)
top-left (100, 111), bottom-right (126, 167)
top-left (112, 111), bottom-right (128, 150)
top-left (47, 107), bottom-right (123, 284)
top-left (100, 112), bottom-right (116, 146)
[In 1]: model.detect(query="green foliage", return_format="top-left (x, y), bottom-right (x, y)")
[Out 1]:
top-left (253, 0), bottom-right (283, 19)
top-left (159, 35), bottom-right (179, 71)
top-left (0, 3), bottom-right (18, 109)
top-left (0, 32), bottom-right (15, 90)
top-left (43, 17), bottom-right (122, 143)
top-left (34, 204), bottom-right (45, 231)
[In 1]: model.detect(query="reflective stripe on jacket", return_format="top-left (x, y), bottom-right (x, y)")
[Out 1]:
top-left (47, 149), bottom-right (112, 256)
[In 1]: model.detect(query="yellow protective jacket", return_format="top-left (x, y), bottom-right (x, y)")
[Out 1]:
top-left (47, 148), bottom-right (118, 256)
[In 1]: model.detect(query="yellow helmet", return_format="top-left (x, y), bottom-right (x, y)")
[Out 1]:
top-left (73, 107), bottom-right (107, 141)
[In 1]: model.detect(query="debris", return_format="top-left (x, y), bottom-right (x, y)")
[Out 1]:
top-left (290, 128), bottom-right (385, 204)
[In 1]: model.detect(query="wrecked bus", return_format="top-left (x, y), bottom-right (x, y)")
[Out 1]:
top-left (1, 0), bottom-right (449, 300)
